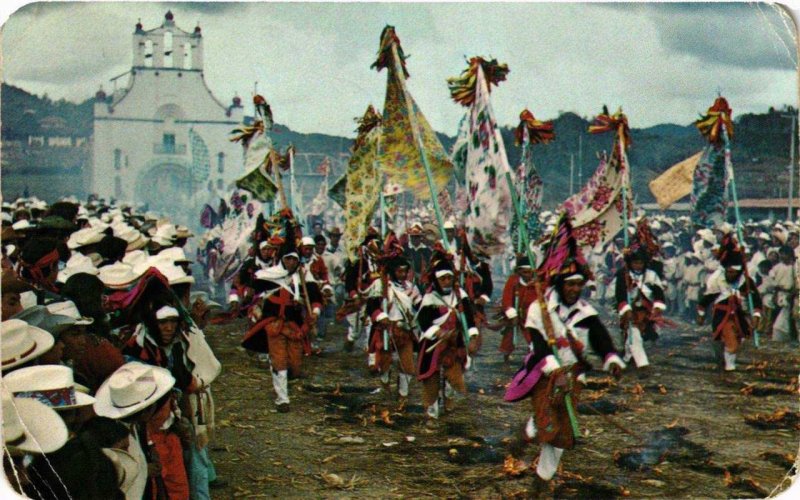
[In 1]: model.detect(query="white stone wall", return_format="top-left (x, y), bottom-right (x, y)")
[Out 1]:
top-left (93, 68), bottom-right (243, 206)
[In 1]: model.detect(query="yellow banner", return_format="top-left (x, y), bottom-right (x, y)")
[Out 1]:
top-left (648, 151), bottom-right (703, 209)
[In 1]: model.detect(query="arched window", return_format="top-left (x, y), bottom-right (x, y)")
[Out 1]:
top-left (163, 32), bottom-right (173, 67)
top-left (217, 152), bottom-right (225, 174)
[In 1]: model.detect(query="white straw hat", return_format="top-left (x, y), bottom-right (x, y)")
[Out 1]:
top-left (1, 319), bottom-right (55, 370)
top-left (4, 365), bottom-right (96, 409)
top-left (102, 447), bottom-right (141, 494)
top-left (67, 227), bottom-right (105, 250)
top-left (56, 253), bottom-right (99, 283)
top-left (98, 262), bottom-right (142, 289)
top-left (157, 247), bottom-right (192, 264)
top-left (93, 362), bottom-right (175, 419)
top-left (45, 300), bottom-right (94, 325)
top-left (1, 387), bottom-right (68, 454)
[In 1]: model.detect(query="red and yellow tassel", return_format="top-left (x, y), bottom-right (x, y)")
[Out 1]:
top-left (514, 109), bottom-right (555, 146)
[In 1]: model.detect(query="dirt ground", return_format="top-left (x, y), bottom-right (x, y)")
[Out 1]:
top-left (204, 303), bottom-right (799, 499)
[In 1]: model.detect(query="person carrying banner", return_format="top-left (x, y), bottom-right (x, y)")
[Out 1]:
top-left (697, 234), bottom-right (762, 373)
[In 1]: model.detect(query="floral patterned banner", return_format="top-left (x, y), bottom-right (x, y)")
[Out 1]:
top-left (377, 39), bottom-right (453, 201)
top-left (460, 64), bottom-right (513, 254)
top-left (343, 107), bottom-right (383, 261)
top-left (690, 145), bottom-right (728, 228)
top-left (561, 137), bottom-right (632, 249)
top-left (510, 126), bottom-right (544, 249)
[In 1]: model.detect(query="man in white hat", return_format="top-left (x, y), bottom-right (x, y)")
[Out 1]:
top-left (4, 364), bottom-right (96, 432)
top-left (1, 318), bottom-right (55, 372)
top-left (2, 387), bottom-right (69, 494)
top-left (94, 362), bottom-right (177, 500)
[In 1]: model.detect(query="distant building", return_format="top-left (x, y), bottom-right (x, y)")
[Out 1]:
top-left (92, 11), bottom-right (242, 218)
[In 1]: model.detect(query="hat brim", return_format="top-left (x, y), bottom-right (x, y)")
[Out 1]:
top-left (102, 448), bottom-right (141, 493)
top-left (93, 368), bottom-right (175, 419)
top-left (54, 390), bottom-right (96, 410)
top-left (169, 276), bottom-right (195, 286)
top-left (126, 237), bottom-right (149, 252)
top-left (1, 323), bottom-right (55, 370)
top-left (10, 397), bottom-right (68, 453)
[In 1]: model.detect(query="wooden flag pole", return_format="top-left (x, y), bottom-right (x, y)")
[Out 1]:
top-left (722, 122), bottom-right (759, 348)
top-left (390, 42), bottom-right (470, 344)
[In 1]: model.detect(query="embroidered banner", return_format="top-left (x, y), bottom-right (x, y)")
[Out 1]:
top-left (374, 26), bottom-right (453, 201)
top-left (690, 146), bottom-right (728, 228)
top-left (510, 115), bottom-right (547, 249)
top-left (448, 59), bottom-right (513, 254)
top-left (561, 138), bottom-right (632, 249)
top-left (343, 106), bottom-right (383, 260)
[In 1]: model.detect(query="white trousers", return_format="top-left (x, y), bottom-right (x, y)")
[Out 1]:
top-left (624, 326), bottom-right (650, 368)
top-left (536, 443), bottom-right (564, 480)
top-left (346, 311), bottom-right (370, 343)
top-left (723, 351), bottom-right (737, 371)
top-left (398, 373), bottom-right (412, 397)
top-left (522, 416), bottom-right (564, 480)
top-left (426, 401), bottom-right (439, 419)
top-left (773, 307), bottom-right (795, 342)
top-left (272, 369), bottom-right (289, 405)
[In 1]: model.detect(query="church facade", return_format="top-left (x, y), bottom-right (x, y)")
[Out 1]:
top-left (92, 11), bottom-right (243, 218)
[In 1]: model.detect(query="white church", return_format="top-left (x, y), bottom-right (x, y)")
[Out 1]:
top-left (92, 11), bottom-right (243, 219)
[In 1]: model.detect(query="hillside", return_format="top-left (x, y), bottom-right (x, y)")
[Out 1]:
top-left (1, 83), bottom-right (796, 206)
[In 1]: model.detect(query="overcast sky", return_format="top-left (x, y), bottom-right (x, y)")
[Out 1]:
top-left (1, 2), bottom-right (797, 137)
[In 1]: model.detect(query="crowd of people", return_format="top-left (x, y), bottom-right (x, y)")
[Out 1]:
top-left (217, 201), bottom-right (798, 487)
top-left (2, 196), bottom-right (224, 499)
top-left (3, 191), bottom-right (799, 495)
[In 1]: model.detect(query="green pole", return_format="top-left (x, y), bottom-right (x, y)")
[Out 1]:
top-left (390, 44), bottom-right (470, 344)
top-left (618, 125), bottom-right (635, 352)
top-left (504, 168), bottom-right (580, 438)
top-left (721, 123), bottom-right (759, 348)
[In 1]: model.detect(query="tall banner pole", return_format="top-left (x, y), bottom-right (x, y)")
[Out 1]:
top-left (504, 168), bottom-right (580, 438)
top-left (619, 124), bottom-right (635, 354)
top-left (391, 43), bottom-right (470, 344)
top-left (722, 123), bottom-right (759, 348)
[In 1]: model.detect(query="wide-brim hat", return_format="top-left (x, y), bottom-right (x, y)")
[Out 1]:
top-left (102, 447), bottom-right (141, 494)
top-left (2, 388), bottom-right (68, 454)
top-left (11, 305), bottom-right (77, 337)
top-left (4, 364), bottom-right (96, 410)
top-left (98, 262), bottom-right (142, 289)
top-left (56, 254), bottom-right (99, 284)
top-left (189, 291), bottom-right (223, 312)
top-left (93, 362), bottom-right (175, 419)
top-left (325, 227), bottom-right (343, 236)
top-left (45, 300), bottom-right (95, 325)
top-left (67, 227), bottom-right (105, 250)
top-left (1, 319), bottom-right (55, 370)
top-left (175, 226), bottom-right (194, 239)
top-left (11, 220), bottom-right (35, 231)
top-left (157, 247), bottom-right (192, 264)
top-left (37, 215), bottom-right (77, 232)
